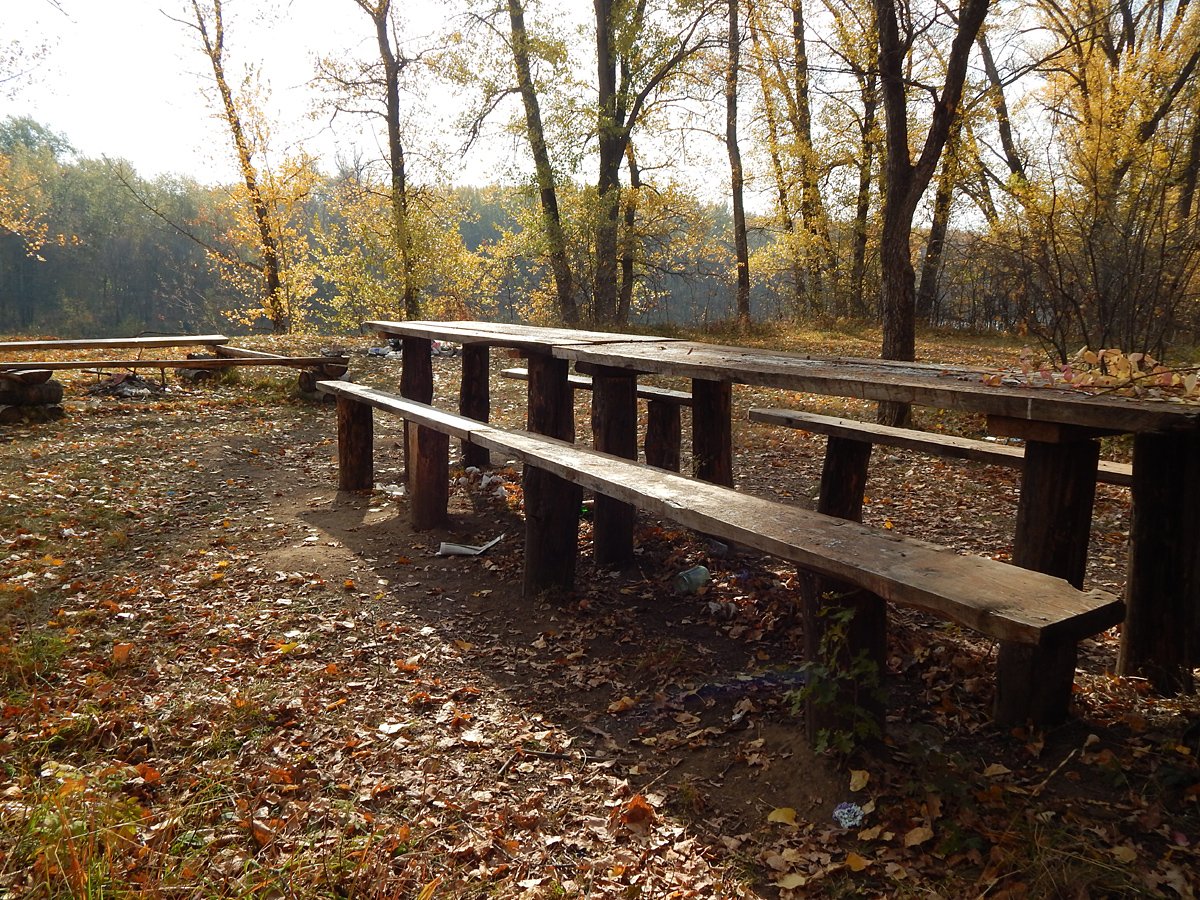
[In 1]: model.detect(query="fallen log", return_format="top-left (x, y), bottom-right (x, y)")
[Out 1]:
top-left (0, 380), bottom-right (65, 406)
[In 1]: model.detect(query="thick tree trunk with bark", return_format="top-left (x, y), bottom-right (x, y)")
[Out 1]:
top-left (727, 0), bottom-right (751, 326)
top-left (509, 0), bottom-right (578, 325)
top-left (874, 0), bottom-right (989, 426)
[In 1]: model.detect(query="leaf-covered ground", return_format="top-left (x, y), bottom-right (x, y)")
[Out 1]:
top-left (1, 326), bottom-right (1198, 898)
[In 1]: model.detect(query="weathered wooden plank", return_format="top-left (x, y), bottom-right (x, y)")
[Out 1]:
top-left (312, 385), bottom-right (1125, 647)
top-left (0, 369), bottom-right (52, 385)
top-left (749, 408), bottom-right (1132, 487)
top-left (0, 335), bottom-right (229, 352)
top-left (467, 426), bottom-right (1123, 645)
top-left (645, 401), bottom-right (681, 471)
top-left (0, 356), bottom-right (346, 371)
top-left (367, 320), bottom-right (677, 353)
top-left (408, 424), bottom-right (450, 530)
top-left (501, 367), bottom-right (693, 406)
top-left (557, 341), bottom-right (1200, 435)
top-left (0, 381), bottom-right (64, 406)
top-left (317, 382), bottom-right (482, 441)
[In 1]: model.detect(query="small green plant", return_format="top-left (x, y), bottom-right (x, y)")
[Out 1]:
top-left (0, 627), bottom-right (67, 691)
top-left (790, 602), bottom-right (883, 755)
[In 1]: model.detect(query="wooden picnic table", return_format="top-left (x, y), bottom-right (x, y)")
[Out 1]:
top-left (368, 320), bottom-right (1200, 696)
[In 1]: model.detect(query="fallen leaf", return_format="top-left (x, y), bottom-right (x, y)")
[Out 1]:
top-left (775, 873), bottom-right (807, 889)
top-left (983, 763), bottom-right (1012, 777)
top-left (850, 769), bottom-right (870, 792)
top-left (1111, 845), bottom-right (1137, 864)
top-left (112, 643), bottom-right (134, 664)
top-left (607, 695), bottom-right (637, 714)
top-left (846, 851), bottom-right (870, 872)
top-left (904, 825), bottom-right (934, 848)
top-left (768, 807), bottom-right (798, 826)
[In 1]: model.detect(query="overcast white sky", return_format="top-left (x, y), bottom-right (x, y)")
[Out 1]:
top-left (3, 0), bottom-right (509, 183)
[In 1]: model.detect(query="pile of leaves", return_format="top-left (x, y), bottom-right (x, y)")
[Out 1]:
top-left (0, 328), bottom-right (1197, 898)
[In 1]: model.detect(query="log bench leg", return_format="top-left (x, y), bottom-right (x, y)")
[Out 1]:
top-left (523, 354), bottom-right (580, 600)
top-left (400, 336), bottom-right (433, 484)
top-left (408, 424), bottom-right (450, 531)
top-left (801, 436), bottom-right (887, 745)
top-left (336, 396), bottom-right (373, 491)
top-left (1118, 432), bottom-right (1200, 694)
top-left (692, 379), bottom-right (733, 487)
top-left (459, 344), bottom-right (491, 469)
top-left (997, 438), bottom-right (1100, 726)
top-left (591, 368), bottom-right (638, 568)
top-left (644, 400), bottom-right (681, 471)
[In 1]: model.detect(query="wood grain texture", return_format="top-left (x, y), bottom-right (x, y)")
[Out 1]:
top-left (749, 407), bottom-right (1132, 486)
top-left (591, 368), bottom-right (638, 567)
top-left (459, 344), bottom-right (491, 468)
top-left (0, 357), bottom-right (345, 371)
top-left (314, 383), bottom-right (1125, 645)
top-left (0, 335), bottom-right (229, 352)
top-left (335, 395), bottom-right (373, 491)
top-left (556, 341), bottom-right (1200, 434)
top-left (367, 319), bottom-right (678, 352)
top-left (501, 367), bottom-right (693, 405)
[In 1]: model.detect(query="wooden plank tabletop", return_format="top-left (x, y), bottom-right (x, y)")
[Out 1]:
top-left (365, 320), bottom-right (678, 351)
top-left (0, 356), bottom-right (345, 371)
top-left (555, 340), bottom-right (1200, 435)
top-left (0, 334), bottom-right (230, 352)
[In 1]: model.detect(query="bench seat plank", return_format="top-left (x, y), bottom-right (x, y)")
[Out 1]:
top-left (0, 335), bottom-right (230, 352)
top-left (750, 407), bottom-right (1132, 487)
top-left (317, 381), bottom-right (1122, 647)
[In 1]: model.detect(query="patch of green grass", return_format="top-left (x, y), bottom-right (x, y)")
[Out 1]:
top-left (0, 626), bottom-right (67, 692)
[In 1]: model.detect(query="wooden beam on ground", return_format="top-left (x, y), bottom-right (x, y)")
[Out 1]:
top-left (0, 357), bottom-right (347, 371)
top-left (0, 335), bottom-right (229, 352)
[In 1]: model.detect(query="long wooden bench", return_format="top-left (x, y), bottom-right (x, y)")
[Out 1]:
top-left (501, 366), bottom-right (691, 471)
top-left (318, 379), bottom-right (1124, 730)
top-left (749, 407), bottom-right (1133, 487)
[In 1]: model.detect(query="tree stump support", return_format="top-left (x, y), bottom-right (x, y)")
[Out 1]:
top-left (996, 435), bottom-right (1100, 726)
top-left (645, 400), bottom-right (681, 471)
top-left (408, 423), bottom-right (450, 530)
top-left (692, 378), bottom-right (734, 487)
top-left (459, 344), bottom-right (491, 469)
top-left (399, 336), bottom-right (433, 484)
top-left (800, 436), bottom-right (886, 746)
top-left (523, 354), bottom-right (581, 600)
top-left (587, 365), bottom-right (638, 568)
top-left (336, 395), bottom-right (373, 491)
top-left (1118, 431), bottom-right (1200, 693)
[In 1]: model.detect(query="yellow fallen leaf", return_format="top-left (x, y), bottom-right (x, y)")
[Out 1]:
top-left (1111, 845), bottom-right (1137, 864)
top-left (112, 643), bottom-right (133, 664)
top-left (846, 851), bottom-right (870, 872)
top-left (767, 807), bottom-right (798, 826)
top-left (415, 877), bottom-right (442, 900)
top-left (983, 762), bottom-right (1012, 777)
top-left (453, 639), bottom-right (474, 651)
top-left (904, 825), bottom-right (934, 847)
top-left (775, 873), bottom-right (807, 889)
top-left (858, 825), bottom-right (882, 840)
top-left (850, 769), bottom-right (870, 792)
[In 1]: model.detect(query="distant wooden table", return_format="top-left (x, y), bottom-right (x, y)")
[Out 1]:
top-left (369, 322), bottom-right (1200, 698)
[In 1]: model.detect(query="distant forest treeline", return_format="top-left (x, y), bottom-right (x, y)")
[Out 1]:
top-left (0, 115), bottom-right (1042, 342)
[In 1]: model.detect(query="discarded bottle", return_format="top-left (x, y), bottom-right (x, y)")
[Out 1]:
top-left (672, 565), bottom-right (710, 594)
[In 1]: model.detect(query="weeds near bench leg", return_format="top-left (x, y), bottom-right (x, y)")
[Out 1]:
top-left (790, 603), bottom-right (884, 755)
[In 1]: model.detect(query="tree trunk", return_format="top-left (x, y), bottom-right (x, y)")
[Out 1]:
top-left (593, 0), bottom-right (623, 328)
top-left (508, 0), bottom-right (577, 325)
top-left (850, 73), bottom-right (878, 318)
top-left (727, 0), bottom-right (751, 327)
top-left (617, 143), bottom-right (641, 326)
top-left (874, 0), bottom-right (990, 426)
top-left (357, 0), bottom-right (419, 320)
top-left (191, 0), bottom-right (286, 332)
top-left (915, 122), bottom-right (961, 325)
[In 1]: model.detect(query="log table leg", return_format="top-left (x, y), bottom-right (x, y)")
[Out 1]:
top-left (645, 400), bottom-right (681, 471)
top-left (692, 378), bottom-right (733, 487)
top-left (523, 354), bottom-right (581, 600)
top-left (996, 437), bottom-right (1100, 727)
top-left (400, 337), bottom-right (434, 484)
top-left (800, 436), bottom-right (887, 746)
top-left (589, 366), bottom-right (638, 568)
top-left (459, 344), bottom-right (491, 469)
top-left (1118, 431), bottom-right (1200, 693)
top-left (408, 424), bottom-right (450, 530)
top-left (336, 396), bottom-right (373, 491)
